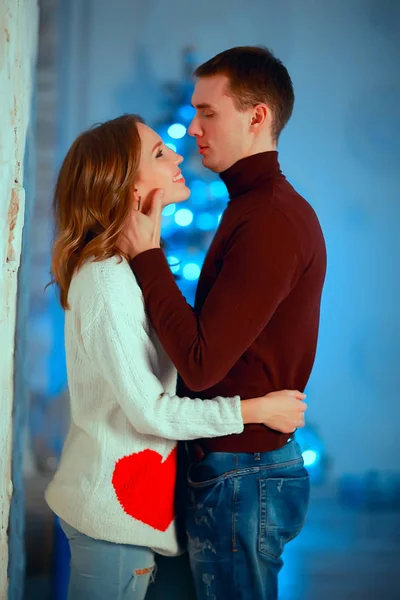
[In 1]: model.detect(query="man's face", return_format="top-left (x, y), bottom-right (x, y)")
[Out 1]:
top-left (188, 75), bottom-right (254, 173)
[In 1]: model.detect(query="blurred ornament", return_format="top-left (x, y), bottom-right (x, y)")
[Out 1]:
top-left (295, 422), bottom-right (329, 485)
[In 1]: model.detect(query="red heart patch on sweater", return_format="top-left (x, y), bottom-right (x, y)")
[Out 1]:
top-left (112, 446), bottom-right (177, 532)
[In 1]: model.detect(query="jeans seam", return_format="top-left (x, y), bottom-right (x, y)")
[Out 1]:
top-left (259, 457), bottom-right (303, 472)
top-left (232, 461), bottom-right (238, 551)
top-left (117, 544), bottom-right (123, 600)
top-left (188, 456), bottom-right (304, 488)
top-left (259, 479), bottom-right (266, 556)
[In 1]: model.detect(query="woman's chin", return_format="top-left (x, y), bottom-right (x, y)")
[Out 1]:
top-left (162, 185), bottom-right (191, 208)
top-left (174, 185), bottom-right (191, 203)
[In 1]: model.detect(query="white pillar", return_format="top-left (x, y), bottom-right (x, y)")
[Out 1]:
top-left (0, 1), bottom-right (39, 597)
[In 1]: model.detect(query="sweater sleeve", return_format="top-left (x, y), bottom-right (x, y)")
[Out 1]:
top-left (131, 208), bottom-right (300, 391)
top-left (81, 292), bottom-right (244, 441)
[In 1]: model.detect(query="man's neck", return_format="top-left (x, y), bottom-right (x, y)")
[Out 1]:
top-left (245, 137), bottom-right (276, 158)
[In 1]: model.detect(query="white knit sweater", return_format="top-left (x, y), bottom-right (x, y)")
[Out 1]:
top-left (45, 257), bottom-right (243, 556)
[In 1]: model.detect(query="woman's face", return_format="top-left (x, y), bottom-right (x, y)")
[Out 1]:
top-left (135, 123), bottom-right (191, 209)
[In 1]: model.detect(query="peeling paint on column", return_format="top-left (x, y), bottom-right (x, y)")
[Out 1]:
top-left (7, 188), bottom-right (20, 265)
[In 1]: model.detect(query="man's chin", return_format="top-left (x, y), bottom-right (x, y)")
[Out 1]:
top-left (201, 155), bottom-right (220, 173)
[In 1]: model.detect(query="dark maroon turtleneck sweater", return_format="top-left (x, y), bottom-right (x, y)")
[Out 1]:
top-left (131, 151), bottom-right (326, 452)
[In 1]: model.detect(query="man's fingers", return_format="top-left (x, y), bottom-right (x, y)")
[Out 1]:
top-left (287, 390), bottom-right (307, 400)
top-left (291, 400), bottom-right (307, 412)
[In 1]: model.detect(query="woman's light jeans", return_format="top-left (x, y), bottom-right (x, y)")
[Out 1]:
top-left (60, 519), bottom-right (156, 600)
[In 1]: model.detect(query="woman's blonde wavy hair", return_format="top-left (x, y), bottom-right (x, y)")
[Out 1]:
top-left (51, 114), bottom-right (143, 309)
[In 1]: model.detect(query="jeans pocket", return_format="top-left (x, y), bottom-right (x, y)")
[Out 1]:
top-left (258, 473), bottom-right (310, 559)
top-left (187, 462), bottom-right (229, 488)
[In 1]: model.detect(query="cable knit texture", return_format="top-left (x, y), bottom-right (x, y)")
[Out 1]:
top-left (45, 256), bottom-right (243, 556)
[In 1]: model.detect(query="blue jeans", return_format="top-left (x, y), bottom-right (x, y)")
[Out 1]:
top-left (60, 520), bottom-right (156, 600)
top-left (186, 439), bottom-right (310, 600)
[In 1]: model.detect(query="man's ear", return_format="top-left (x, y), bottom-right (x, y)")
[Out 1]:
top-left (250, 104), bottom-right (269, 129)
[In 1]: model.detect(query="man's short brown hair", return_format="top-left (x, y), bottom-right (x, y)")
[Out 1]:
top-left (194, 46), bottom-right (294, 142)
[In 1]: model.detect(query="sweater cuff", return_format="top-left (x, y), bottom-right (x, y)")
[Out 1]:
top-left (231, 395), bottom-right (245, 432)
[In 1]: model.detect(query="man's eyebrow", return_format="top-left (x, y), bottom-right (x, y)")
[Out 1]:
top-left (191, 102), bottom-right (214, 110)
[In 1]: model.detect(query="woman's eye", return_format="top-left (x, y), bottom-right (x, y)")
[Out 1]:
top-left (156, 149), bottom-right (164, 158)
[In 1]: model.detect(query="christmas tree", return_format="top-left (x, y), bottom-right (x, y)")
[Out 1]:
top-left (153, 47), bottom-right (229, 305)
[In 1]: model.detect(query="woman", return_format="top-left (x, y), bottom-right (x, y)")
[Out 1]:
top-left (45, 114), bottom-right (306, 600)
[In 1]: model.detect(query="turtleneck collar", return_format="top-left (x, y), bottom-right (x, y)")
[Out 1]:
top-left (219, 151), bottom-right (281, 200)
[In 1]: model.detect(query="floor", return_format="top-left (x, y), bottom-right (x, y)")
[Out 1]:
top-left (23, 477), bottom-right (400, 600)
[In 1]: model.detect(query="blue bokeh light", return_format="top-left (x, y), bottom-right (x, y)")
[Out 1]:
top-left (197, 212), bottom-right (215, 231)
top-left (209, 180), bottom-right (228, 199)
top-left (191, 180), bottom-right (208, 194)
top-left (175, 209), bottom-right (194, 227)
top-left (190, 179), bottom-right (209, 205)
top-left (167, 255), bottom-right (181, 274)
top-left (295, 423), bottom-right (326, 483)
top-left (177, 105), bottom-right (196, 122)
top-left (162, 203), bottom-right (176, 217)
top-left (165, 142), bottom-right (177, 152)
top-left (168, 123), bottom-right (187, 139)
top-left (302, 449), bottom-right (318, 466)
top-left (183, 263), bottom-right (201, 281)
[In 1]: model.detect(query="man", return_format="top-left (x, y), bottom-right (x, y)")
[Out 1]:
top-left (129, 46), bottom-right (326, 600)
